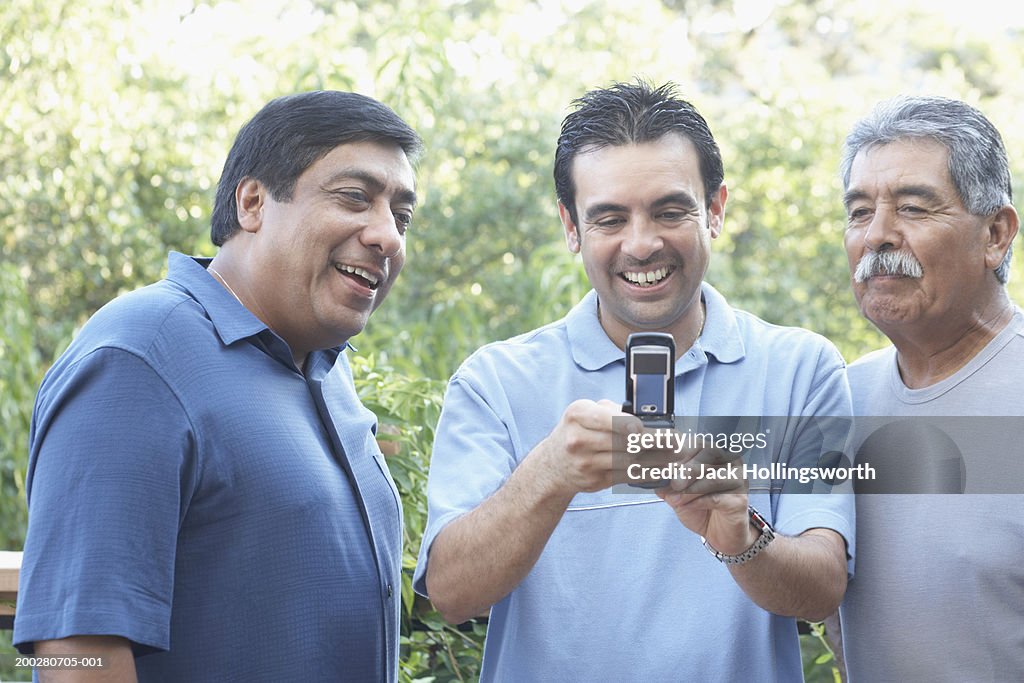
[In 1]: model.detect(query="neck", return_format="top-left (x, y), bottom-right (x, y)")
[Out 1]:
top-left (598, 299), bottom-right (705, 361)
top-left (208, 255), bottom-right (309, 371)
top-left (890, 295), bottom-right (1016, 389)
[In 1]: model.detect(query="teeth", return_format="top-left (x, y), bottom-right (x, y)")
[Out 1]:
top-left (338, 264), bottom-right (379, 285)
top-left (623, 267), bottom-right (670, 286)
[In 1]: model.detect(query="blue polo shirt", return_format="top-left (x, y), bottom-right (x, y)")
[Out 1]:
top-left (15, 252), bottom-right (402, 681)
top-left (414, 283), bottom-right (854, 682)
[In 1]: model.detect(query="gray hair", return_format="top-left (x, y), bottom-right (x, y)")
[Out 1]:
top-left (840, 95), bottom-right (1014, 283)
top-left (853, 249), bottom-right (924, 283)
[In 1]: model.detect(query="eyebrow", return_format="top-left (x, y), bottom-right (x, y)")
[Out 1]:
top-left (842, 190), bottom-right (869, 209)
top-left (651, 192), bottom-right (700, 211)
top-left (843, 184), bottom-right (943, 209)
top-left (582, 192), bottom-right (700, 222)
top-left (893, 184), bottom-right (943, 204)
top-left (582, 202), bottom-right (629, 222)
top-left (322, 168), bottom-right (418, 207)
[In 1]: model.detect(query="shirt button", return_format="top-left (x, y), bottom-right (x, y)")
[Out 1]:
top-left (386, 582), bottom-right (393, 598)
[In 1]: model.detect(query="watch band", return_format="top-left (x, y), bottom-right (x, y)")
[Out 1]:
top-left (701, 505), bottom-right (776, 565)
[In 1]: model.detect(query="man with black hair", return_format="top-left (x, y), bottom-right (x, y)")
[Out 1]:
top-left (15, 90), bottom-right (420, 681)
top-left (414, 81), bottom-right (854, 681)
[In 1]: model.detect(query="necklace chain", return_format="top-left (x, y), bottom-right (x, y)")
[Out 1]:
top-left (597, 300), bottom-right (706, 351)
top-left (208, 265), bottom-right (243, 304)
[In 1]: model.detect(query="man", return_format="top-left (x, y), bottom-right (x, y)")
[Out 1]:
top-left (14, 91), bottom-right (421, 681)
top-left (838, 95), bottom-right (1024, 681)
top-left (414, 81), bottom-right (853, 681)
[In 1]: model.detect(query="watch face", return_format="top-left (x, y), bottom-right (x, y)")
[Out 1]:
top-left (749, 506), bottom-right (773, 534)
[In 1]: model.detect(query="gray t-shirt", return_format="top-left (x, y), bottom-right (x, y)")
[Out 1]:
top-left (841, 310), bottom-right (1024, 682)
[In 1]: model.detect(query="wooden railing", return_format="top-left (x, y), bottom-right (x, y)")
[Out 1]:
top-left (0, 551), bottom-right (19, 630)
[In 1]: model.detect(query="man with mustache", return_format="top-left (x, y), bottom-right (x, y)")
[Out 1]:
top-left (838, 96), bottom-right (1024, 680)
top-left (15, 91), bottom-right (420, 681)
top-left (414, 81), bottom-right (854, 681)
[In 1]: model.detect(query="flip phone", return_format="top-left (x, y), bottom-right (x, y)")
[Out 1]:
top-left (623, 332), bottom-right (675, 427)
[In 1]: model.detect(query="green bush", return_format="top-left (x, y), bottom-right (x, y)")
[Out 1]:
top-left (5, 1), bottom-right (1024, 680)
top-left (0, 263), bottom-right (40, 550)
top-left (352, 354), bottom-right (487, 681)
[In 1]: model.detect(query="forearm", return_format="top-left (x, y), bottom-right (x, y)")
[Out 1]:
top-left (425, 441), bottom-right (575, 624)
top-left (728, 528), bottom-right (848, 622)
top-left (36, 636), bottom-right (137, 683)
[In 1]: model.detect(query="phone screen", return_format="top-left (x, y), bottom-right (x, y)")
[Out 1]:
top-left (625, 332), bottom-right (675, 422)
top-left (631, 346), bottom-right (672, 415)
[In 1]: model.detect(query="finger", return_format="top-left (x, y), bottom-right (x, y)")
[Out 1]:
top-left (666, 489), bottom-right (747, 512)
top-left (683, 446), bottom-right (744, 467)
top-left (612, 413), bottom-right (645, 436)
top-left (622, 425), bottom-right (691, 465)
top-left (565, 399), bottom-right (640, 434)
top-left (666, 466), bottom-right (748, 495)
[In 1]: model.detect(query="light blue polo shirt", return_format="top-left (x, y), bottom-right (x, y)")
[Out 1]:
top-left (15, 252), bottom-right (402, 682)
top-left (415, 283), bottom-right (854, 682)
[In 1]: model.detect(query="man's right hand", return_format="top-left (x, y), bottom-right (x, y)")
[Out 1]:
top-left (426, 398), bottom-right (651, 623)
top-left (531, 399), bottom-right (646, 496)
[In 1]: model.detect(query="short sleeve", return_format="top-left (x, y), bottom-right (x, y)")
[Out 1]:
top-left (773, 342), bottom-right (857, 576)
top-left (412, 373), bottom-right (517, 597)
top-left (14, 347), bottom-right (196, 654)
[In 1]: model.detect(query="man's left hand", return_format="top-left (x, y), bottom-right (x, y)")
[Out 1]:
top-left (655, 446), bottom-right (754, 554)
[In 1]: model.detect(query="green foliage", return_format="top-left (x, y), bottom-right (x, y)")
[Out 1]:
top-left (801, 623), bottom-right (843, 683)
top-left (352, 354), bottom-right (487, 681)
top-left (0, 264), bottom-right (40, 550)
top-left (4, 0), bottom-right (1024, 679)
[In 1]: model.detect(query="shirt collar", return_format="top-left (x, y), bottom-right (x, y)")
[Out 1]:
top-left (697, 281), bottom-right (745, 364)
top-left (565, 282), bottom-right (745, 372)
top-left (565, 290), bottom-right (624, 371)
top-left (166, 251), bottom-right (269, 347)
top-left (164, 251), bottom-right (350, 365)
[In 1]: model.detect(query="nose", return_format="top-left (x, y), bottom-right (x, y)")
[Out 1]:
top-left (621, 218), bottom-right (664, 261)
top-left (862, 205), bottom-right (902, 253)
top-left (360, 204), bottom-right (403, 258)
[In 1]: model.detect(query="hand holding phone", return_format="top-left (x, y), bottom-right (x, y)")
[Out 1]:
top-left (623, 332), bottom-right (675, 427)
top-left (623, 333), bottom-right (675, 488)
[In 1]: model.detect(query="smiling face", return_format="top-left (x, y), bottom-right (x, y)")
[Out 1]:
top-left (559, 134), bottom-right (726, 350)
top-left (843, 138), bottom-right (1002, 338)
top-left (240, 140), bottom-right (416, 359)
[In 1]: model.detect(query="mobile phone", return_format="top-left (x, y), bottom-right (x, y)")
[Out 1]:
top-left (622, 333), bottom-right (675, 489)
top-left (623, 332), bottom-right (675, 427)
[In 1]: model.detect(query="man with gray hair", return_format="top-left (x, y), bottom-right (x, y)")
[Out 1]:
top-left (837, 95), bottom-right (1024, 680)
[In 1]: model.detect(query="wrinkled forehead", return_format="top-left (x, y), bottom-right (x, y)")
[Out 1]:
top-left (847, 137), bottom-right (954, 195)
top-left (309, 141), bottom-right (417, 200)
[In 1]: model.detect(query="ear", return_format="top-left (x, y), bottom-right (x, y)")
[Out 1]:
top-left (558, 201), bottom-right (581, 254)
top-left (707, 183), bottom-right (728, 239)
top-left (984, 205), bottom-right (1019, 272)
top-left (235, 177), bottom-right (266, 234)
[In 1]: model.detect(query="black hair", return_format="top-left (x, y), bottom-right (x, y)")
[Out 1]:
top-left (210, 90), bottom-right (423, 245)
top-left (553, 80), bottom-right (723, 226)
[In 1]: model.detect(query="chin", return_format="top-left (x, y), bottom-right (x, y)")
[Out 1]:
top-left (322, 319), bottom-right (369, 347)
top-left (862, 304), bottom-right (917, 327)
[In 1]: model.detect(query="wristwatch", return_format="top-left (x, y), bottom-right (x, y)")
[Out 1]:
top-left (701, 506), bottom-right (775, 565)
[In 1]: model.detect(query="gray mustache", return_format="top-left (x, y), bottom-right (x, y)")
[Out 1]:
top-left (854, 250), bottom-right (923, 283)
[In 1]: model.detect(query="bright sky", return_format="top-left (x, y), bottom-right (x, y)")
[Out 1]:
top-left (923, 0), bottom-right (1024, 27)
top-left (141, 0), bottom-right (1024, 80)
